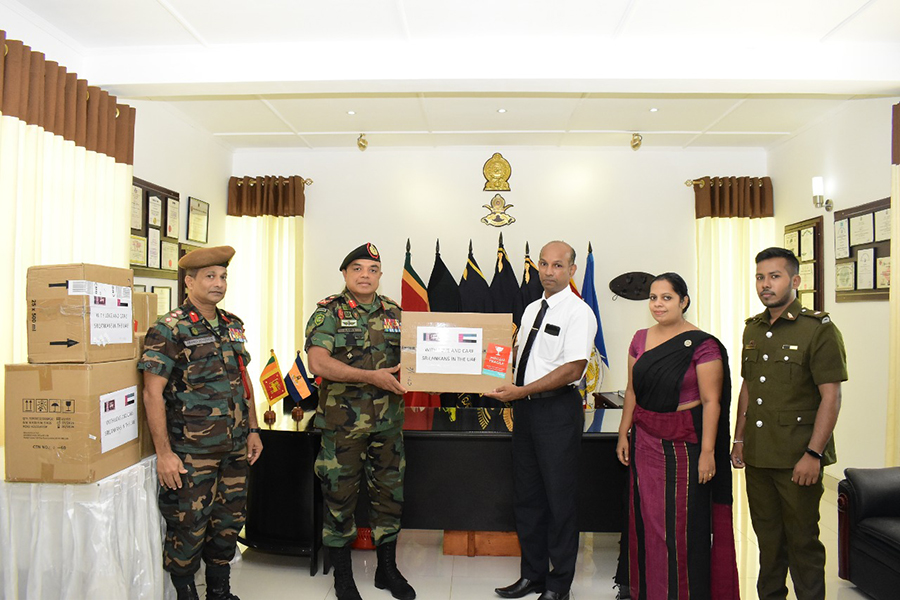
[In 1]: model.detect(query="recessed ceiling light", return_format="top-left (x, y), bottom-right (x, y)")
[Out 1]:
top-left (497, 108), bottom-right (507, 113)
top-left (347, 110), bottom-right (356, 115)
top-left (649, 108), bottom-right (658, 113)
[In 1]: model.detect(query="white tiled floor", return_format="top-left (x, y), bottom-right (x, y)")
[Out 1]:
top-left (225, 476), bottom-right (869, 599)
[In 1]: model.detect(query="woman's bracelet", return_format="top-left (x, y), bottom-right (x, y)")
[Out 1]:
top-left (732, 440), bottom-right (744, 444)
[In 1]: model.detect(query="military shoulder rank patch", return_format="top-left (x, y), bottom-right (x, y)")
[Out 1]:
top-left (317, 294), bottom-right (340, 306)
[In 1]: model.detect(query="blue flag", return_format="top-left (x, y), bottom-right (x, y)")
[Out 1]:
top-left (285, 352), bottom-right (317, 411)
top-left (582, 244), bottom-right (608, 367)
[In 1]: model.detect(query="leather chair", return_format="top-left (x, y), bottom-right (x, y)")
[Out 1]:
top-left (838, 467), bottom-right (900, 600)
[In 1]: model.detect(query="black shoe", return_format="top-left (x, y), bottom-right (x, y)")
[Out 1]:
top-left (330, 545), bottom-right (363, 600)
top-left (495, 577), bottom-right (545, 598)
top-left (206, 573), bottom-right (240, 600)
top-left (174, 582), bottom-right (200, 600)
top-left (537, 592), bottom-right (569, 600)
top-left (374, 540), bottom-right (416, 600)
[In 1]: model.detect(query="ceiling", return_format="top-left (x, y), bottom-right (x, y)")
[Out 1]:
top-left (4, 0), bottom-right (900, 150)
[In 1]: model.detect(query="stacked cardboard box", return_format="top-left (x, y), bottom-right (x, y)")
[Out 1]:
top-left (4, 264), bottom-right (149, 483)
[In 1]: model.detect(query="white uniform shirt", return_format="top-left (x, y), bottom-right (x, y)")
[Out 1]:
top-left (515, 286), bottom-right (597, 386)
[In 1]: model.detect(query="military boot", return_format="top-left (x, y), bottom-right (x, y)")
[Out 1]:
top-left (374, 540), bottom-right (416, 600)
top-left (174, 582), bottom-right (200, 600)
top-left (206, 570), bottom-right (240, 600)
top-left (331, 545), bottom-right (363, 600)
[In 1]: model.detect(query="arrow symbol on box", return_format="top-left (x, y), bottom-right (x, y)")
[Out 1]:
top-left (50, 339), bottom-right (79, 347)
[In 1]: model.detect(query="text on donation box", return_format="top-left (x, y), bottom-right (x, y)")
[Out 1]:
top-left (416, 327), bottom-right (483, 375)
top-left (100, 385), bottom-right (138, 453)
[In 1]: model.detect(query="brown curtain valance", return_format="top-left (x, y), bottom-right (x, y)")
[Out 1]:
top-left (227, 176), bottom-right (307, 217)
top-left (0, 30), bottom-right (136, 165)
top-left (693, 176), bottom-right (774, 219)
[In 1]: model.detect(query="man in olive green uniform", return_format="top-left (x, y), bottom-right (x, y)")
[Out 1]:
top-left (305, 243), bottom-right (415, 600)
top-left (140, 246), bottom-right (263, 600)
top-left (731, 247), bottom-right (847, 600)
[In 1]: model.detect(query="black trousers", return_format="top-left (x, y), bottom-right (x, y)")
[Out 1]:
top-left (512, 388), bottom-right (583, 593)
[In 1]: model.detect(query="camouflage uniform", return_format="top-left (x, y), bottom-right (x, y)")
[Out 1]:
top-left (305, 289), bottom-right (405, 548)
top-left (138, 301), bottom-right (252, 579)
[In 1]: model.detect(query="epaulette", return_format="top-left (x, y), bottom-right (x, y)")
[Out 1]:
top-left (317, 294), bottom-right (341, 307)
top-left (219, 309), bottom-right (244, 326)
top-left (799, 308), bottom-right (831, 323)
top-left (745, 311), bottom-right (766, 325)
top-left (159, 308), bottom-right (188, 331)
top-left (380, 295), bottom-right (401, 310)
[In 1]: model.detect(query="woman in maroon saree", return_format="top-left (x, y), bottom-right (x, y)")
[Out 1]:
top-left (615, 273), bottom-right (739, 599)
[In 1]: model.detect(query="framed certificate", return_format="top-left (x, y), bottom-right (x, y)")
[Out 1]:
top-left (798, 263), bottom-right (815, 291)
top-left (834, 219), bottom-right (850, 259)
top-left (148, 195), bottom-right (163, 228)
top-left (166, 198), bottom-right (180, 239)
top-left (857, 248), bottom-right (875, 290)
top-left (875, 208), bottom-right (891, 242)
top-left (783, 231), bottom-right (799, 258)
top-left (148, 228), bottom-right (161, 269)
top-left (133, 284), bottom-right (147, 293)
top-left (187, 197), bottom-right (209, 244)
top-left (161, 241), bottom-right (179, 271)
top-left (876, 257), bottom-right (891, 289)
top-left (129, 235), bottom-right (147, 266)
top-left (799, 227), bottom-right (815, 261)
top-left (152, 286), bottom-right (172, 316)
top-left (130, 185), bottom-right (144, 233)
top-left (835, 263), bottom-right (855, 291)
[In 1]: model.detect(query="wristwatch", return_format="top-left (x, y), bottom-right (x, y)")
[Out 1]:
top-left (249, 427), bottom-right (261, 434)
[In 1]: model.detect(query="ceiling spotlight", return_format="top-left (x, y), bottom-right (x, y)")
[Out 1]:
top-left (357, 133), bottom-right (368, 152)
top-left (649, 108), bottom-right (658, 113)
top-left (631, 132), bottom-right (643, 151)
top-left (347, 110), bottom-right (356, 115)
top-left (497, 108), bottom-right (507, 113)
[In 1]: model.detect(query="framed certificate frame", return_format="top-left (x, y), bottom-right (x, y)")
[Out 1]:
top-left (784, 216), bottom-right (823, 312)
top-left (834, 197), bottom-right (890, 302)
top-left (165, 197), bottom-right (180, 240)
top-left (161, 240), bottom-right (179, 271)
top-left (130, 185), bottom-right (145, 234)
top-left (129, 235), bottom-right (147, 267)
top-left (187, 198), bottom-right (209, 244)
top-left (151, 286), bottom-right (172, 316)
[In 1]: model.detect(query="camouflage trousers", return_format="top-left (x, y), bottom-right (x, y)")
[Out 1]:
top-left (158, 448), bottom-right (248, 577)
top-left (315, 424), bottom-right (405, 548)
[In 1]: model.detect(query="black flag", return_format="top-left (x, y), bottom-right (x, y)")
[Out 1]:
top-left (426, 239), bottom-right (461, 312)
top-left (516, 242), bottom-right (544, 333)
top-left (489, 232), bottom-right (520, 319)
top-left (458, 240), bottom-right (492, 312)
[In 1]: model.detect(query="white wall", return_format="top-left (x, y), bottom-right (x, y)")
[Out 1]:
top-left (234, 146), bottom-right (766, 393)
top-left (768, 97), bottom-right (899, 474)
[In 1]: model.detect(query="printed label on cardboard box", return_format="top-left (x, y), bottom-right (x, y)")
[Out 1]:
top-left (415, 326), bottom-right (483, 375)
top-left (482, 343), bottom-right (512, 378)
top-left (100, 385), bottom-right (138, 453)
top-left (68, 280), bottom-right (134, 345)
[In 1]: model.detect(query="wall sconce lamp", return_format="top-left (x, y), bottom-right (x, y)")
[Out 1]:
top-left (811, 177), bottom-right (833, 211)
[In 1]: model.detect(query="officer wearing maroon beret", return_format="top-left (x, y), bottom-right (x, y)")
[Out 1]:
top-left (140, 245), bottom-right (262, 600)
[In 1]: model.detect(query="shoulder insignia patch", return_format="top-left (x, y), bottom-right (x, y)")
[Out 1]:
top-left (313, 311), bottom-right (326, 326)
top-left (800, 310), bottom-right (830, 321)
top-left (317, 294), bottom-right (340, 307)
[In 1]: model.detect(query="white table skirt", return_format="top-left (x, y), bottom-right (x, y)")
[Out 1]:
top-left (0, 455), bottom-right (172, 600)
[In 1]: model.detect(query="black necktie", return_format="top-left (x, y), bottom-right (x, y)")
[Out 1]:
top-left (516, 299), bottom-right (549, 387)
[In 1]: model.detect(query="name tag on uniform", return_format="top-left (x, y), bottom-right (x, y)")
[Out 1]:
top-left (383, 318), bottom-right (401, 333)
top-left (782, 344), bottom-right (798, 350)
top-left (341, 319), bottom-right (357, 327)
top-left (185, 335), bottom-right (216, 347)
top-left (228, 328), bottom-right (247, 343)
top-left (544, 324), bottom-right (561, 336)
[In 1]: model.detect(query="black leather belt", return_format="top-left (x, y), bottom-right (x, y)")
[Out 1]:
top-left (526, 384), bottom-right (576, 400)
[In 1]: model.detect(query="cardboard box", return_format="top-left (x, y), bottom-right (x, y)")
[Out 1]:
top-left (27, 264), bottom-right (135, 364)
top-left (400, 312), bottom-right (513, 393)
top-left (134, 333), bottom-right (156, 459)
top-left (133, 292), bottom-right (158, 339)
top-left (4, 359), bottom-right (143, 483)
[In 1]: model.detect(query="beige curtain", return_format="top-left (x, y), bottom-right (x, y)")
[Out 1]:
top-left (887, 103), bottom-right (900, 467)
top-left (224, 215), bottom-right (305, 430)
top-left (0, 31), bottom-right (136, 447)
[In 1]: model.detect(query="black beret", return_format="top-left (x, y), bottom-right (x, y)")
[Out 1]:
top-left (339, 243), bottom-right (381, 271)
top-left (609, 271), bottom-right (654, 301)
top-left (178, 246), bottom-right (235, 270)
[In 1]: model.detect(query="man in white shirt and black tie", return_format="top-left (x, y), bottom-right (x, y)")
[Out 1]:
top-left (486, 240), bottom-right (597, 600)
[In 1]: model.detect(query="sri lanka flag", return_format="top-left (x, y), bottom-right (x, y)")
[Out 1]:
top-left (259, 350), bottom-right (288, 407)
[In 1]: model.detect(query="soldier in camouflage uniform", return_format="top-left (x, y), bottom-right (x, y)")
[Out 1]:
top-left (306, 243), bottom-right (415, 600)
top-left (140, 246), bottom-right (263, 600)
